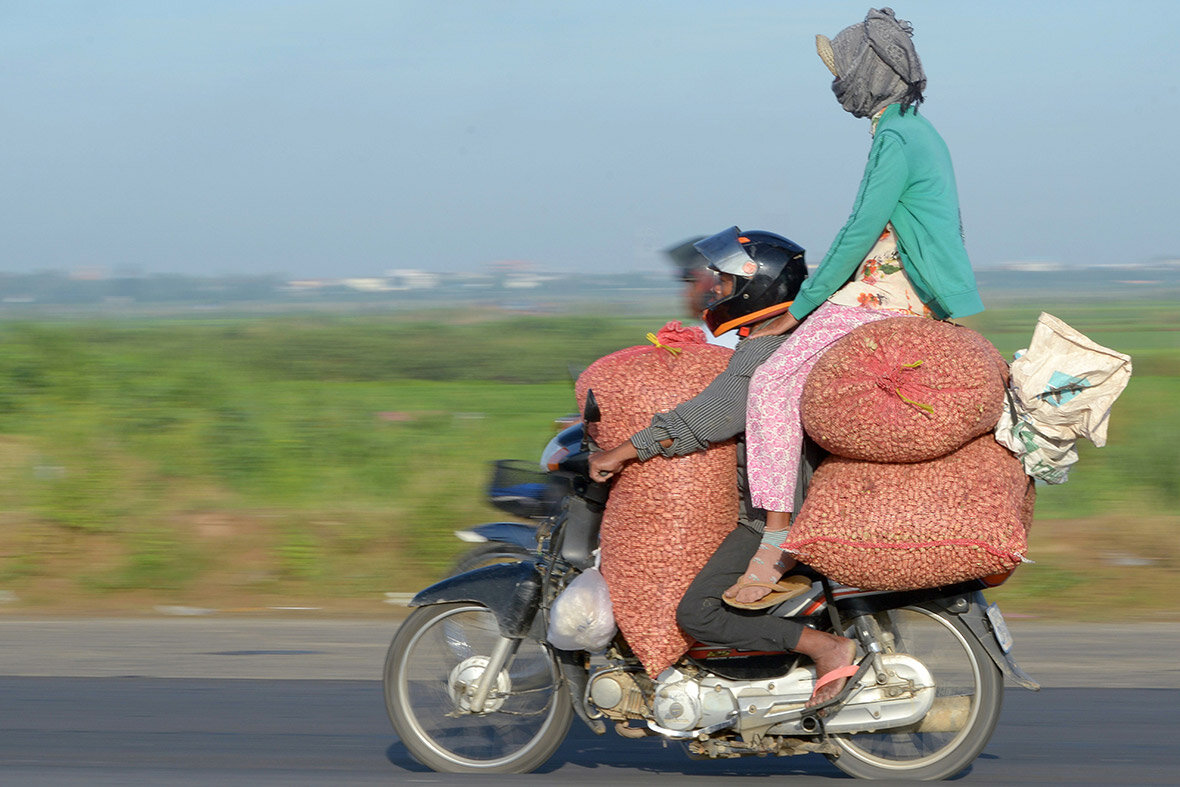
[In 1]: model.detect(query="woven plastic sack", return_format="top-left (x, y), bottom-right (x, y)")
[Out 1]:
top-left (575, 322), bottom-right (736, 676)
top-left (995, 312), bottom-right (1132, 483)
top-left (801, 317), bottom-right (1009, 463)
top-left (784, 434), bottom-right (1034, 591)
top-left (547, 566), bottom-right (617, 652)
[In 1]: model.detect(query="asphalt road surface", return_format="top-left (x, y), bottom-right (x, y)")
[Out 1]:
top-left (1, 617), bottom-right (1177, 785)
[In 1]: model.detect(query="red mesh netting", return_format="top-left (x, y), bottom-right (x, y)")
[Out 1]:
top-left (784, 434), bottom-right (1035, 591)
top-left (575, 322), bottom-right (736, 676)
top-left (801, 318), bottom-right (1009, 463)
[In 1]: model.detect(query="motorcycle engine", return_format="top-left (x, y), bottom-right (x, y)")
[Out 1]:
top-left (588, 666), bottom-right (740, 732)
top-left (596, 656), bottom-right (936, 738)
top-left (652, 669), bottom-right (739, 732)
top-left (587, 667), bottom-right (652, 720)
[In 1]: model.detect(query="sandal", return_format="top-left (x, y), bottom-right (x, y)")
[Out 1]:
top-left (722, 574), bottom-right (813, 610)
top-left (807, 663), bottom-right (862, 706)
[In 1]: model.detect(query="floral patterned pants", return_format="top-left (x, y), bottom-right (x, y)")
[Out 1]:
top-left (746, 301), bottom-right (898, 512)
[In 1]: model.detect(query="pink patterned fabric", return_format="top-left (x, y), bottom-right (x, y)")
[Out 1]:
top-left (746, 302), bottom-right (905, 511)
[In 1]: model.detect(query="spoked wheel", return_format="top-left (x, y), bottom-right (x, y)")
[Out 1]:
top-left (384, 602), bottom-right (572, 773)
top-left (828, 604), bottom-right (1004, 781)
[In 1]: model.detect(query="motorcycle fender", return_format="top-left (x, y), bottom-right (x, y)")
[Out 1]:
top-left (410, 561), bottom-right (543, 640)
top-left (936, 593), bottom-right (1041, 691)
top-left (456, 521), bottom-right (538, 550)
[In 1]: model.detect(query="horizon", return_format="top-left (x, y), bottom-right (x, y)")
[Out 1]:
top-left (4, 258), bottom-right (1180, 288)
top-left (2, 1), bottom-right (1177, 278)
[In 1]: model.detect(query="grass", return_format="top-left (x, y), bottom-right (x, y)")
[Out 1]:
top-left (990, 514), bottom-right (1180, 620)
top-left (0, 300), bottom-right (1175, 619)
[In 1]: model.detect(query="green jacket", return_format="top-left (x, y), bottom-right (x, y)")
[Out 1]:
top-left (789, 104), bottom-right (983, 321)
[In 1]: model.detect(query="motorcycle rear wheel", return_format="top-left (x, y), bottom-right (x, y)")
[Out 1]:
top-left (827, 604), bottom-right (1003, 781)
top-left (384, 602), bottom-right (572, 773)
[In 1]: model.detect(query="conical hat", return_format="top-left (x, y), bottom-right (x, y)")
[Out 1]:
top-left (816, 34), bottom-right (838, 77)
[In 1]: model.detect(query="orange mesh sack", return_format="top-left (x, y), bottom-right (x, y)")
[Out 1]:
top-left (801, 317), bottom-right (1009, 463)
top-left (783, 434), bottom-right (1035, 591)
top-left (575, 322), bottom-right (736, 676)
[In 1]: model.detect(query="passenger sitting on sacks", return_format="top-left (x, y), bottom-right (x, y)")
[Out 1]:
top-left (732, 8), bottom-right (985, 625)
top-left (590, 227), bottom-right (855, 707)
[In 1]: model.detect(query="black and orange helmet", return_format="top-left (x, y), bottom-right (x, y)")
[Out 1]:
top-left (695, 226), bottom-right (807, 337)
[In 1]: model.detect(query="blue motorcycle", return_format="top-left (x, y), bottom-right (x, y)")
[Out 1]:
top-left (449, 418), bottom-right (582, 574)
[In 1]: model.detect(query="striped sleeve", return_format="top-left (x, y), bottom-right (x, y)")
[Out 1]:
top-left (630, 335), bottom-right (786, 460)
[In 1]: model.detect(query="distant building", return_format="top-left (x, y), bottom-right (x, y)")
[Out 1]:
top-left (70, 267), bottom-right (107, 281)
top-left (342, 277), bottom-right (394, 292)
top-left (999, 260), bottom-right (1065, 272)
top-left (287, 279), bottom-right (332, 291)
top-left (386, 269), bottom-right (439, 290)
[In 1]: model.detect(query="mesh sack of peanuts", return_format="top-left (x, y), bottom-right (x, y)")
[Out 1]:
top-left (575, 322), bottom-right (737, 676)
top-left (783, 434), bottom-right (1035, 591)
top-left (801, 317), bottom-right (1010, 463)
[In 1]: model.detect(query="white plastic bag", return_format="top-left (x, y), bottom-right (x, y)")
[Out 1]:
top-left (995, 312), bottom-right (1132, 483)
top-left (546, 566), bottom-right (616, 652)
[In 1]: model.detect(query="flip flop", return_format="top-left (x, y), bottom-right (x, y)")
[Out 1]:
top-left (807, 663), bottom-right (862, 707)
top-left (722, 574), bottom-right (813, 610)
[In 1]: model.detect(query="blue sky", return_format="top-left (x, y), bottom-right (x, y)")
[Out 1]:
top-left (1, 1), bottom-right (1177, 277)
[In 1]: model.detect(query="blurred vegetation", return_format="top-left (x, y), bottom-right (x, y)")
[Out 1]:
top-left (962, 302), bottom-right (1180, 519)
top-left (0, 300), bottom-right (1175, 618)
top-left (0, 309), bottom-right (665, 611)
top-left (960, 301), bottom-right (1180, 619)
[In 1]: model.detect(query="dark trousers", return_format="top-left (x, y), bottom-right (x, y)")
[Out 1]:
top-left (676, 524), bottom-right (804, 652)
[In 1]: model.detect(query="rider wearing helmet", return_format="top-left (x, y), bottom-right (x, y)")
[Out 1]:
top-left (591, 225), bottom-right (807, 472)
top-left (696, 227), bottom-right (808, 339)
top-left (665, 228), bottom-right (807, 346)
top-left (590, 226), bottom-right (859, 705)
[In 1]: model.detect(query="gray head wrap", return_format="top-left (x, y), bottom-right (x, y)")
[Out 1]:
top-left (816, 8), bottom-right (926, 119)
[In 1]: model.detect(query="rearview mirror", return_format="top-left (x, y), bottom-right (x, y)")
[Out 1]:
top-left (583, 389), bottom-right (601, 424)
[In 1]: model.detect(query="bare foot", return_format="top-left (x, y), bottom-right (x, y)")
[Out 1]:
top-left (794, 628), bottom-right (858, 707)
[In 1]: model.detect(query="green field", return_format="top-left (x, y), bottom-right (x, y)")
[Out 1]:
top-left (0, 301), bottom-right (1175, 619)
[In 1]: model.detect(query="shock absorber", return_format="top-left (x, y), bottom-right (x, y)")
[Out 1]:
top-left (849, 613), bottom-right (889, 685)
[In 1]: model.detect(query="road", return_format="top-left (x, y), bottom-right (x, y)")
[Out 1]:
top-left (0, 617), bottom-right (1177, 785)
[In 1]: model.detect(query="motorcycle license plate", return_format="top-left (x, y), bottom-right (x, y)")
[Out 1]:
top-left (986, 603), bottom-right (1013, 653)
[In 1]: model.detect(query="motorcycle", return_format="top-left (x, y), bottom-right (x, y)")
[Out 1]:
top-left (383, 392), bottom-right (1040, 780)
top-left (448, 416), bottom-right (580, 574)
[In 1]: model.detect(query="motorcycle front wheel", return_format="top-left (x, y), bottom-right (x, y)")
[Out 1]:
top-left (828, 604), bottom-right (1004, 781)
top-left (384, 602), bottom-right (572, 773)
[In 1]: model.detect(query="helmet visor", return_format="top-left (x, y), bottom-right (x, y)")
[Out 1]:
top-left (693, 226), bottom-right (756, 278)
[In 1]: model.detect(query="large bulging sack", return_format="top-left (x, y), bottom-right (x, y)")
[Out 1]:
top-left (801, 317), bottom-right (1009, 463)
top-left (575, 322), bottom-right (736, 676)
top-left (783, 434), bottom-right (1035, 591)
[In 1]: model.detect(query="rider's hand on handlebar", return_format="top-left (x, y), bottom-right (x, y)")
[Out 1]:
top-left (589, 441), bottom-right (638, 482)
